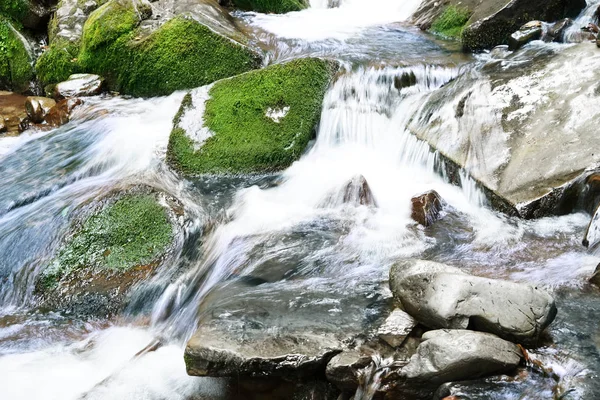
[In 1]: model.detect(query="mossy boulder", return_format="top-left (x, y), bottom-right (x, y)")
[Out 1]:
top-left (35, 40), bottom-right (80, 87)
top-left (167, 57), bottom-right (338, 175)
top-left (226, 0), bottom-right (308, 14)
top-left (0, 16), bottom-right (35, 92)
top-left (430, 5), bottom-right (471, 40)
top-left (35, 190), bottom-right (181, 315)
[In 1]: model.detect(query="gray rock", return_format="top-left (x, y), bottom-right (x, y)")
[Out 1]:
top-left (389, 259), bottom-right (557, 344)
top-left (377, 308), bottom-right (418, 348)
top-left (25, 96), bottom-right (56, 123)
top-left (54, 74), bottom-right (104, 99)
top-left (411, 190), bottom-right (443, 227)
top-left (508, 22), bottom-right (543, 51)
top-left (402, 330), bottom-right (522, 384)
top-left (342, 175), bottom-right (377, 207)
top-left (325, 350), bottom-right (372, 390)
top-left (545, 18), bottom-right (573, 42)
top-left (589, 263), bottom-right (600, 287)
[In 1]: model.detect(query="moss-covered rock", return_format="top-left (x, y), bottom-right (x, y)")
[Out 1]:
top-left (0, 16), bottom-right (34, 92)
top-left (167, 57), bottom-right (337, 175)
top-left (430, 6), bottom-right (471, 39)
top-left (35, 40), bottom-right (80, 87)
top-left (36, 190), bottom-right (179, 314)
top-left (228, 0), bottom-right (308, 14)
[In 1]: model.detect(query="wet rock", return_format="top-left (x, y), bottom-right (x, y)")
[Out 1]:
top-left (21, 0), bottom-right (55, 31)
top-left (402, 330), bottom-right (522, 384)
top-left (389, 259), bottom-right (557, 345)
top-left (394, 71), bottom-right (417, 90)
top-left (0, 117), bottom-right (6, 133)
top-left (25, 96), bottom-right (56, 123)
top-left (411, 190), bottom-right (443, 227)
top-left (53, 74), bottom-right (104, 99)
top-left (185, 326), bottom-right (342, 379)
top-left (343, 175), bottom-right (377, 206)
top-left (545, 18), bottom-right (573, 42)
top-left (325, 350), bottom-right (372, 390)
top-left (508, 21), bottom-right (543, 51)
top-left (44, 98), bottom-right (84, 127)
top-left (377, 308), bottom-right (418, 348)
top-left (589, 263), bottom-right (600, 287)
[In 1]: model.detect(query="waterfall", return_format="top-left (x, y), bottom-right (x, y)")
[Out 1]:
top-left (563, 0), bottom-right (600, 42)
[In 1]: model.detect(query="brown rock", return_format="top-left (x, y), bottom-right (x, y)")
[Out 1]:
top-left (343, 175), bottom-right (377, 206)
top-left (411, 190), bottom-right (443, 227)
top-left (0, 116), bottom-right (6, 133)
top-left (44, 98), bottom-right (84, 127)
top-left (25, 96), bottom-right (56, 123)
top-left (0, 91), bottom-right (28, 135)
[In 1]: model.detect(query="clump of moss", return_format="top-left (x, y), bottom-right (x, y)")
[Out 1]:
top-left (0, 0), bottom-right (28, 22)
top-left (230, 0), bottom-right (308, 14)
top-left (0, 16), bottom-right (34, 91)
top-left (167, 57), bottom-right (336, 175)
top-left (40, 194), bottom-right (173, 288)
top-left (35, 40), bottom-right (80, 87)
top-left (430, 5), bottom-right (471, 39)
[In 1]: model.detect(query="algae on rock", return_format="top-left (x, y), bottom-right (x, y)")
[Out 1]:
top-left (167, 57), bottom-right (337, 175)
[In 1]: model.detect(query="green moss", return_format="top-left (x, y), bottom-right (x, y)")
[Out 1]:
top-left (41, 194), bottom-right (173, 287)
top-left (167, 57), bottom-right (336, 175)
top-left (430, 5), bottom-right (472, 39)
top-left (230, 0), bottom-right (307, 14)
top-left (35, 40), bottom-right (80, 86)
top-left (0, 0), bottom-right (28, 22)
top-left (0, 16), bottom-right (34, 92)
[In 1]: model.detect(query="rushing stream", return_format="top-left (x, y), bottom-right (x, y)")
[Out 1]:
top-left (2, 0), bottom-right (600, 399)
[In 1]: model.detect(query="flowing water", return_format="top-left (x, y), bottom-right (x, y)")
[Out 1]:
top-left (1, 1), bottom-right (600, 399)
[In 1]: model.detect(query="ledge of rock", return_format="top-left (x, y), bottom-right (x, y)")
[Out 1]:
top-left (401, 329), bottom-right (522, 384)
top-left (389, 259), bottom-right (557, 345)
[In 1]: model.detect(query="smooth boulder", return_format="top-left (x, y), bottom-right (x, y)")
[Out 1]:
top-left (377, 308), bottom-right (418, 348)
top-left (44, 98), bottom-right (84, 127)
top-left (25, 96), bottom-right (56, 123)
top-left (389, 259), bottom-right (557, 344)
top-left (508, 21), bottom-right (543, 50)
top-left (53, 74), bottom-right (104, 99)
top-left (402, 330), bottom-right (522, 384)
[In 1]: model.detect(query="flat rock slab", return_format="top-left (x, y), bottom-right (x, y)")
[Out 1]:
top-left (377, 308), bottom-right (418, 348)
top-left (389, 259), bottom-right (556, 344)
top-left (402, 329), bottom-right (522, 384)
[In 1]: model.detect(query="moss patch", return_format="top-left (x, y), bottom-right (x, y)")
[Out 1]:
top-left (230, 0), bottom-right (308, 14)
top-left (40, 194), bottom-right (173, 289)
top-left (0, 16), bottom-right (34, 92)
top-left (167, 57), bottom-right (336, 175)
top-left (430, 5), bottom-right (471, 39)
top-left (35, 40), bottom-right (80, 87)
top-left (0, 0), bottom-right (28, 22)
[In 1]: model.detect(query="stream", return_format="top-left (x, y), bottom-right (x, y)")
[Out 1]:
top-left (1, 0), bottom-right (600, 399)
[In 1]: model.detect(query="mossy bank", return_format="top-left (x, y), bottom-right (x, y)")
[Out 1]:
top-left (224, 0), bottom-right (308, 14)
top-left (430, 6), bottom-right (471, 40)
top-left (36, 190), bottom-right (181, 315)
top-left (0, 16), bottom-right (34, 92)
top-left (167, 57), bottom-right (338, 175)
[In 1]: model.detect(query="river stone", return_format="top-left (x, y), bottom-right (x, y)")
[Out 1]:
top-left (44, 98), bottom-right (84, 127)
top-left (508, 23), bottom-right (543, 51)
top-left (377, 308), bottom-right (418, 348)
top-left (325, 350), bottom-right (372, 390)
top-left (546, 18), bottom-right (573, 42)
top-left (53, 74), bottom-right (105, 99)
top-left (0, 91), bottom-right (29, 135)
top-left (411, 190), bottom-right (443, 227)
top-left (185, 326), bottom-right (342, 379)
top-left (389, 259), bottom-right (557, 344)
top-left (402, 330), bottom-right (522, 384)
top-left (342, 175), bottom-right (377, 206)
top-left (589, 263), bottom-right (600, 287)
top-left (25, 96), bottom-right (57, 123)
top-left (0, 117), bottom-right (6, 133)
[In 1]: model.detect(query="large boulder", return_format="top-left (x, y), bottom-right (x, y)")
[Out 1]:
top-left (389, 259), bottom-right (557, 344)
top-left (0, 17), bottom-right (35, 93)
top-left (401, 330), bottom-right (523, 384)
top-left (167, 57), bottom-right (338, 175)
top-left (35, 189), bottom-right (182, 315)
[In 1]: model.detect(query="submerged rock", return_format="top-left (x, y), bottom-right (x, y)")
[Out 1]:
top-left (25, 96), bottom-right (56, 123)
top-left (168, 58), bottom-right (338, 174)
top-left (402, 330), bottom-right (522, 384)
top-left (53, 74), bottom-right (105, 99)
top-left (411, 190), bottom-right (443, 227)
top-left (35, 188), bottom-right (182, 315)
top-left (508, 21), bottom-right (543, 51)
top-left (389, 259), bottom-right (557, 345)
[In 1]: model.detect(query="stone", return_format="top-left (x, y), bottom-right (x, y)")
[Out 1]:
top-left (377, 308), bottom-right (418, 348)
top-left (545, 18), bottom-right (573, 42)
top-left (508, 23), bottom-right (543, 51)
top-left (0, 18), bottom-right (35, 94)
top-left (389, 259), bottom-right (557, 344)
top-left (44, 98), bottom-right (84, 127)
top-left (0, 117), bottom-right (6, 133)
top-left (402, 330), bottom-right (522, 384)
top-left (589, 263), bottom-right (600, 287)
top-left (394, 71), bottom-right (417, 90)
top-left (53, 74), bottom-right (104, 99)
top-left (343, 175), bottom-right (377, 206)
top-left (411, 190), bottom-right (443, 227)
top-left (325, 350), bottom-right (372, 390)
top-left (25, 96), bottom-right (56, 123)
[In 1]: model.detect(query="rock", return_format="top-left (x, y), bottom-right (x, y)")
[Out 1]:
top-left (461, 0), bottom-right (586, 51)
top-left (185, 326), bottom-right (342, 379)
top-left (589, 263), bottom-right (600, 287)
top-left (44, 98), bottom-right (84, 127)
top-left (0, 91), bottom-right (28, 135)
top-left (389, 259), bottom-right (557, 344)
top-left (325, 350), bottom-right (372, 390)
top-left (545, 18), bottom-right (573, 42)
top-left (0, 117), bottom-right (6, 133)
top-left (0, 18), bottom-right (35, 93)
top-left (53, 74), bottom-right (104, 99)
top-left (411, 190), bottom-right (443, 227)
top-left (508, 22), bottom-right (543, 51)
top-left (402, 330), bottom-right (522, 384)
top-left (35, 189), bottom-right (181, 316)
top-left (25, 96), bottom-right (56, 123)
top-left (343, 175), bottom-right (377, 206)
top-left (377, 308), bottom-right (418, 348)
top-left (167, 58), bottom-right (337, 175)
top-left (226, 0), bottom-right (308, 14)
top-left (394, 71), bottom-right (417, 90)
